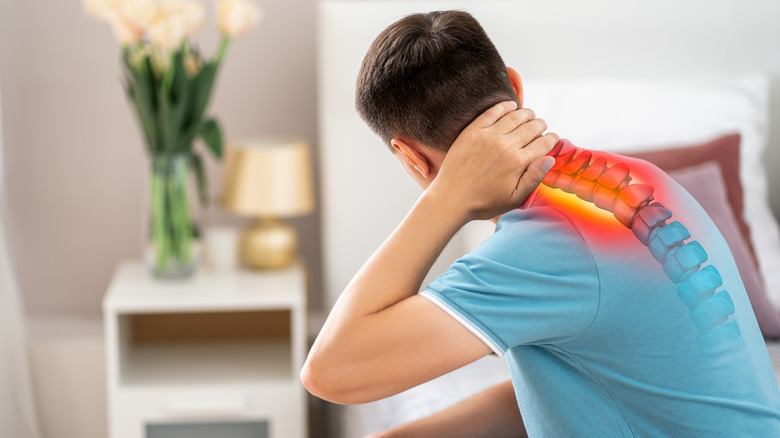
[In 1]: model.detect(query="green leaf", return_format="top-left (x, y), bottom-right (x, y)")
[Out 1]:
top-left (170, 50), bottom-right (188, 103)
top-left (169, 50), bottom-right (192, 152)
top-left (190, 62), bottom-right (218, 125)
top-left (176, 48), bottom-right (222, 153)
top-left (198, 118), bottom-right (223, 159)
top-left (123, 52), bottom-right (158, 153)
top-left (121, 74), bottom-right (134, 99)
top-left (190, 153), bottom-right (208, 205)
top-left (156, 55), bottom-right (176, 153)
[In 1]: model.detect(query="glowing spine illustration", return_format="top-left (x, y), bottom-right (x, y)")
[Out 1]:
top-left (543, 140), bottom-right (743, 352)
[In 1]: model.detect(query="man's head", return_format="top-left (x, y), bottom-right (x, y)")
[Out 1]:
top-left (356, 11), bottom-right (522, 154)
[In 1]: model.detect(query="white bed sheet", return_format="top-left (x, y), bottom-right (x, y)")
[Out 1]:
top-left (343, 346), bottom-right (780, 438)
top-left (340, 355), bottom-right (511, 438)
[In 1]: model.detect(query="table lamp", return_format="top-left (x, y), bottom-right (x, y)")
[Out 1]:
top-left (221, 136), bottom-right (315, 269)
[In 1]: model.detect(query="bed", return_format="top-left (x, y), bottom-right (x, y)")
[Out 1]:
top-left (316, 1), bottom-right (780, 436)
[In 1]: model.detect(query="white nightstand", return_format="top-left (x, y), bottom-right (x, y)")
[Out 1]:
top-left (103, 260), bottom-right (308, 438)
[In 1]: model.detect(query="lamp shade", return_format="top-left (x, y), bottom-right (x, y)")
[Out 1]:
top-left (221, 136), bottom-right (315, 217)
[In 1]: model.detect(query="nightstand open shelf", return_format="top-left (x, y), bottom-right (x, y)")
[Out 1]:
top-left (121, 339), bottom-right (293, 387)
top-left (104, 261), bottom-right (308, 438)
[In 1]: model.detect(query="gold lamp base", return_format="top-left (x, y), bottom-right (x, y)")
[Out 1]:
top-left (239, 217), bottom-right (297, 269)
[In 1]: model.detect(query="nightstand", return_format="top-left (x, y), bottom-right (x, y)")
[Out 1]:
top-left (103, 260), bottom-right (308, 438)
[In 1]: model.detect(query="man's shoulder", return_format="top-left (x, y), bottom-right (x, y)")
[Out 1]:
top-left (497, 204), bottom-right (582, 232)
top-left (476, 205), bottom-right (597, 272)
top-left (494, 203), bottom-right (595, 249)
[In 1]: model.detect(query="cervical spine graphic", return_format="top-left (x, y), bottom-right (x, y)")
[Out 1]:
top-left (543, 139), bottom-right (743, 352)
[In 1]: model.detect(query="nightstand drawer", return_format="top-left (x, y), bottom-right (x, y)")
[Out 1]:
top-left (162, 395), bottom-right (250, 417)
top-left (110, 385), bottom-right (306, 438)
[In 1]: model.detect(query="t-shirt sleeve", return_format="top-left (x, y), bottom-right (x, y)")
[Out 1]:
top-left (420, 208), bottom-right (601, 356)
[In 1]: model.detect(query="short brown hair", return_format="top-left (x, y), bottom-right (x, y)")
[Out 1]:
top-left (356, 10), bottom-right (517, 152)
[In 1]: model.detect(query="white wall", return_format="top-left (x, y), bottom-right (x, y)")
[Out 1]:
top-left (0, 0), bottom-right (323, 317)
top-left (1, 0), bottom-right (779, 320)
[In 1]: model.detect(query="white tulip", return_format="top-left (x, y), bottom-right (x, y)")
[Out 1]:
top-left (84, 0), bottom-right (212, 48)
top-left (148, 13), bottom-right (188, 51)
top-left (84, 0), bottom-right (144, 45)
top-left (121, 0), bottom-right (158, 31)
top-left (146, 0), bottom-right (204, 49)
top-left (216, 0), bottom-right (261, 37)
top-left (110, 13), bottom-right (145, 46)
top-left (181, 1), bottom-right (206, 37)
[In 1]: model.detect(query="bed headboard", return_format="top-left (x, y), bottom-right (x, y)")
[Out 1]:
top-left (318, 0), bottom-right (780, 309)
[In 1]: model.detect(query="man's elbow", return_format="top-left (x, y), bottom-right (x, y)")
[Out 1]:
top-left (299, 356), bottom-right (335, 402)
top-left (300, 354), bottom-right (369, 405)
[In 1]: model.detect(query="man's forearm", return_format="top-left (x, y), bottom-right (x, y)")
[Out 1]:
top-left (329, 188), bottom-right (467, 319)
top-left (302, 189), bottom-right (475, 401)
top-left (369, 380), bottom-right (527, 438)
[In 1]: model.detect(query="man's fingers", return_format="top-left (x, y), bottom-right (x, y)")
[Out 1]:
top-left (471, 101), bottom-right (518, 128)
top-left (507, 117), bottom-right (547, 145)
top-left (494, 108), bottom-right (537, 134)
top-left (511, 132), bottom-right (560, 175)
top-left (524, 132), bottom-right (560, 156)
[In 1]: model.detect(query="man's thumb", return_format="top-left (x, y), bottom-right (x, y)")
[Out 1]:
top-left (541, 156), bottom-right (555, 173)
top-left (528, 156), bottom-right (556, 185)
top-left (514, 156), bottom-right (555, 203)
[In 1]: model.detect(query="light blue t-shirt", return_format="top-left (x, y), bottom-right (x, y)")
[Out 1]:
top-left (421, 179), bottom-right (780, 436)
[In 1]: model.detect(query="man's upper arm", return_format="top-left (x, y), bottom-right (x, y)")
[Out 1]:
top-left (339, 294), bottom-right (492, 403)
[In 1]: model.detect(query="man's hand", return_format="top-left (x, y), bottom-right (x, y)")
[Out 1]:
top-left (430, 101), bottom-right (558, 221)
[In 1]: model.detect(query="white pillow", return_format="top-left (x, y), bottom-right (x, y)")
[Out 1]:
top-left (521, 75), bottom-right (780, 309)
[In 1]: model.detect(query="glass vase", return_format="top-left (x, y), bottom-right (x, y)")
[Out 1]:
top-left (145, 153), bottom-right (202, 278)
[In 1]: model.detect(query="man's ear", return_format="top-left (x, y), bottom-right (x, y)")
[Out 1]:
top-left (391, 138), bottom-right (432, 178)
top-left (506, 67), bottom-right (524, 107)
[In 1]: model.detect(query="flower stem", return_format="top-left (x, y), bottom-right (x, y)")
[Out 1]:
top-left (214, 36), bottom-right (231, 65)
top-left (151, 162), bottom-right (170, 271)
top-left (150, 154), bottom-right (195, 275)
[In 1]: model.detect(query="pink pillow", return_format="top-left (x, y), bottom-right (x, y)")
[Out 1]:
top-left (667, 162), bottom-right (780, 338)
top-left (628, 134), bottom-right (757, 266)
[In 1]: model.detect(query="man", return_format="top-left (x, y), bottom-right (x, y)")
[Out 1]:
top-left (301, 10), bottom-right (780, 437)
